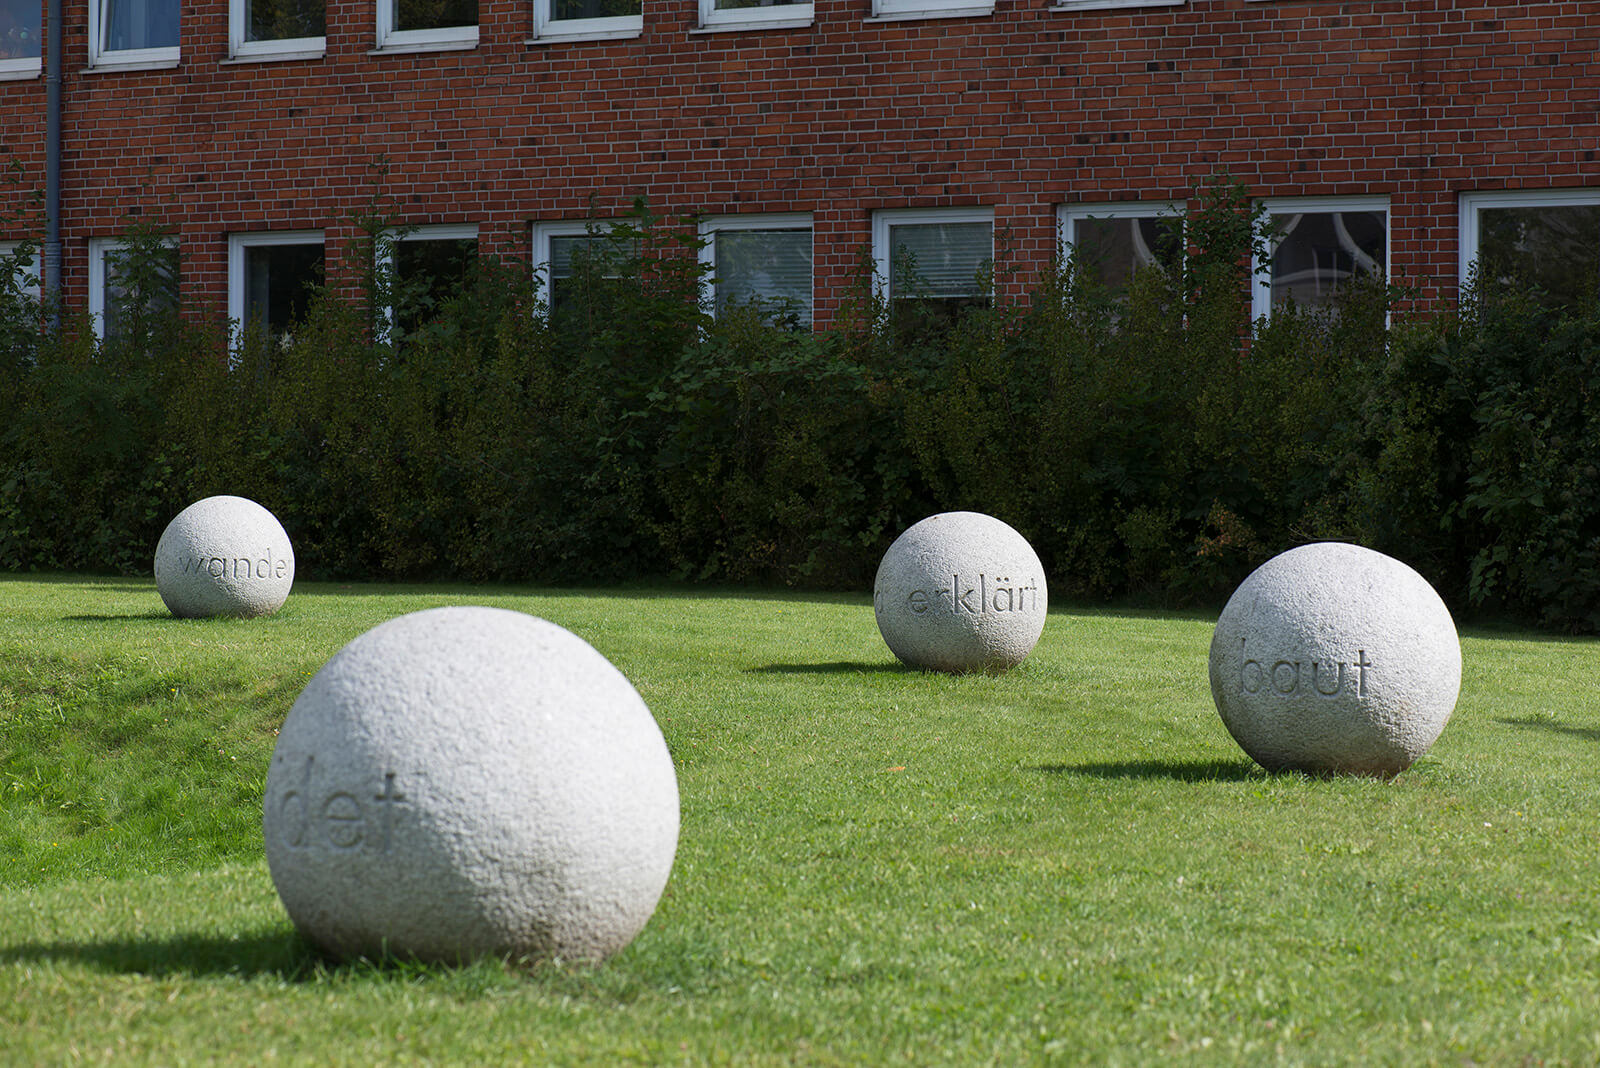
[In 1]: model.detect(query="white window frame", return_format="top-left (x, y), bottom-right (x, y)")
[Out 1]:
top-left (1058, 200), bottom-right (1184, 281)
top-left (532, 219), bottom-right (628, 315)
top-left (1252, 196), bottom-right (1389, 320)
top-left (375, 223), bottom-right (479, 335)
top-left (530, 0), bottom-right (641, 43)
top-left (0, 0), bottom-right (42, 79)
top-left (87, 0), bottom-right (180, 70)
top-left (1458, 188), bottom-right (1600, 297)
top-left (374, 0), bottom-right (478, 53)
top-left (696, 0), bottom-right (812, 33)
top-left (227, 230), bottom-right (324, 345)
top-left (88, 236), bottom-right (178, 340)
top-left (698, 213), bottom-right (813, 324)
top-left (871, 207), bottom-right (994, 305)
top-left (227, 0), bottom-right (326, 61)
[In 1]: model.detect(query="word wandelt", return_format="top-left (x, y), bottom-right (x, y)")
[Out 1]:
top-left (175, 547), bottom-right (290, 581)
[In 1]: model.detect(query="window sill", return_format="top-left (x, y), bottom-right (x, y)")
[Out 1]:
top-left (525, 26), bottom-right (642, 43)
top-left (0, 63), bottom-right (42, 81)
top-left (689, 15), bottom-right (813, 33)
top-left (368, 37), bottom-right (478, 55)
top-left (222, 45), bottom-right (326, 64)
top-left (865, 5), bottom-right (992, 20)
top-left (83, 56), bottom-right (181, 74)
top-left (1048, 0), bottom-right (1183, 10)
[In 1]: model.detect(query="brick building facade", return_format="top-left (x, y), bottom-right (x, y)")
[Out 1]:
top-left (2, 0), bottom-right (1599, 331)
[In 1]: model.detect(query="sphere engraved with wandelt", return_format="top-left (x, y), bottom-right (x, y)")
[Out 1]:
top-left (153, 495), bottom-right (295, 619)
top-left (873, 511), bottom-right (1048, 673)
top-left (1207, 542), bottom-right (1461, 777)
top-left (262, 606), bottom-right (681, 965)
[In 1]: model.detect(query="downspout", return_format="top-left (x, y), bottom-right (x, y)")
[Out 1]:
top-left (43, 0), bottom-right (62, 327)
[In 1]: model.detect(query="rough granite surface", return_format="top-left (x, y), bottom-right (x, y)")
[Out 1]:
top-left (1208, 542), bottom-right (1461, 777)
top-left (263, 606), bottom-right (680, 964)
top-left (873, 511), bottom-right (1048, 673)
top-left (153, 495), bottom-right (295, 619)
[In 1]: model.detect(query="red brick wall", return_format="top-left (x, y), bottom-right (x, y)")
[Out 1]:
top-left (3, 0), bottom-right (1598, 326)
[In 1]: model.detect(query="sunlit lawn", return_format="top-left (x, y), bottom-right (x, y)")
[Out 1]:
top-left (2, 574), bottom-right (1598, 1065)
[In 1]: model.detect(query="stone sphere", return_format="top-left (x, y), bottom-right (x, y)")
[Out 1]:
top-left (1208, 542), bottom-right (1461, 777)
top-left (873, 511), bottom-right (1048, 672)
top-left (263, 606), bottom-right (680, 965)
top-left (153, 495), bottom-right (295, 619)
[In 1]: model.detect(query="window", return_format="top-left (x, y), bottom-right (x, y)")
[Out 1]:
top-left (1, 241), bottom-right (40, 305)
top-left (870, 0), bottom-right (989, 22)
top-left (89, 0), bottom-right (180, 68)
top-left (532, 0), bottom-right (640, 42)
top-left (378, 224), bottom-right (478, 338)
top-left (230, 0), bottom-right (325, 59)
top-left (533, 220), bottom-right (634, 314)
top-left (1460, 190), bottom-right (1600, 310)
top-left (1059, 202), bottom-right (1184, 294)
top-left (698, 0), bottom-right (811, 32)
top-left (377, 0), bottom-right (477, 51)
top-left (873, 207), bottom-right (993, 328)
top-left (228, 232), bottom-right (324, 344)
top-left (89, 237), bottom-right (179, 342)
top-left (1252, 198), bottom-right (1387, 319)
top-left (0, 0), bottom-right (42, 79)
top-left (699, 214), bottom-right (812, 327)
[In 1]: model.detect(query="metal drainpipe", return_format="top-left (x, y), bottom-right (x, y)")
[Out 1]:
top-left (43, 0), bottom-right (62, 327)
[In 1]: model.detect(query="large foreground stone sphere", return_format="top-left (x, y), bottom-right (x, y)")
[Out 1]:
top-left (263, 606), bottom-right (680, 964)
top-left (873, 511), bottom-right (1048, 672)
top-left (154, 495), bottom-right (294, 619)
top-left (1208, 542), bottom-right (1461, 777)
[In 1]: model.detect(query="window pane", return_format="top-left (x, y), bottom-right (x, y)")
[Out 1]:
top-left (548, 234), bottom-right (621, 310)
top-left (1, 0), bottom-right (42, 59)
top-left (551, 0), bottom-right (637, 18)
top-left (246, 0), bottom-right (324, 41)
top-left (1267, 210), bottom-right (1385, 312)
top-left (245, 243), bottom-right (324, 335)
top-left (103, 0), bottom-right (179, 50)
top-left (395, 0), bottom-right (475, 30)
top-left (2, 243), bottom-right (40, 302)
top-left (714, 0), bottom-right (794, 9)
top-left (394, 237), bottom-right (476, 334)
top-left (715, 229), bottom-right (812, 325)
top-left (890, 221), bottom-right (991, 298)
top-left (103, 244), bottom-right (178, 341)
top-left (549, 235), bottom-right (600, 278)
top-left (1071, 215), bottom-right (1183, 292)
top-left (1478, 204), bottom-right (1600, 308)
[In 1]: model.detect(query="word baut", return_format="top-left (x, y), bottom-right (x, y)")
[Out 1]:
top-left (1239, 642), bottom-right (1372, 698)
top-left (883, 574), bottom-right (1041, 616)
top-left (274, 755), bottom-right (414, 853)
top-left (176, 548), bottom-right (289, 581)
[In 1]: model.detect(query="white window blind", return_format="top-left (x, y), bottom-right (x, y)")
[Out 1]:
top-left (890, 221), bottom-right (991, 298)
top-left (715, 229), bottom-right (812, 323)
top-left (550, 234), bottom-right (605, 277)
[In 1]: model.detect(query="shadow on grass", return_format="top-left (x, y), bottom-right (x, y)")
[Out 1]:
top-left (0, 926), bottom-right (326, 982)
top-left (747, 661), bottom-right (907, 675)
top-left (63, 612), bottom-right (173, 622)
top-left (1499, 714), bottom-right (1600, 743)
top-left (1033, 758), bottom-right (1261, 782)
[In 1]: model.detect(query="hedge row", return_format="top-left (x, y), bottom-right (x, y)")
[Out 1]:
top-left (2, 184), bottom-right (1596, 629)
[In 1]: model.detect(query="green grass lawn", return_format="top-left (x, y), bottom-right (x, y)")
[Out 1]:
top-left (2, 574), bottom-right (1599, 1065)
